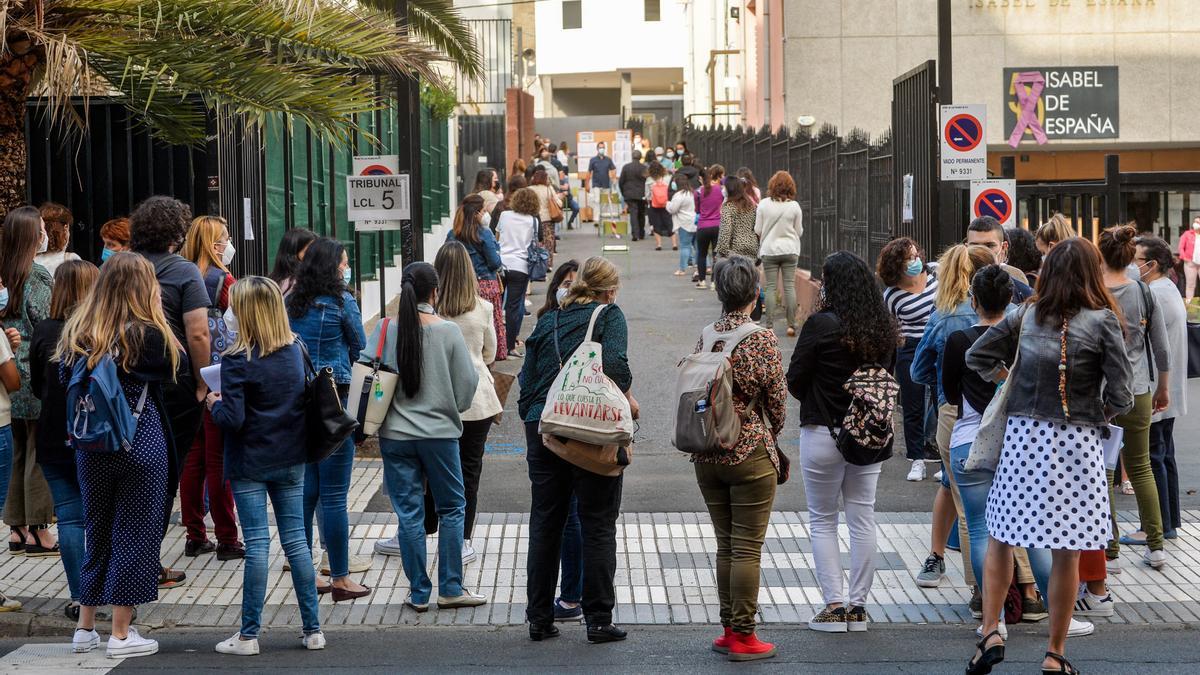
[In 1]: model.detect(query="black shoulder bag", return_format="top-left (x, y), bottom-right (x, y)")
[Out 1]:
top-left (297, 341), bottom-right (358, 463)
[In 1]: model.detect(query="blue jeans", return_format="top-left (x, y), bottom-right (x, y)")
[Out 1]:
top-left (303, 435), bottom-right (355, 579)
top-left (950, 442), bottom-right (1050, 602)
top-left (231, 464), bottom-right (320, 639)
top-left (677, 229), bottom-right (695, 272)
top-left (0, 426), bottom-right (10, 522)
top-left (380, 437), bottom-right (466, 603)
top-left (41, 462), bottom-right (85, 602)
top-left (559, 495), bottom-right (583, 603)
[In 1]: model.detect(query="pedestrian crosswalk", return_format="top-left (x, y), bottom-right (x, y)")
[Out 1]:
top-left (0, 643), bottom-right (121, 673)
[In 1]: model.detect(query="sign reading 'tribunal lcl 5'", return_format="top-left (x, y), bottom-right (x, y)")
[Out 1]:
top-left (1003, 67), bottom-right (1119, 147)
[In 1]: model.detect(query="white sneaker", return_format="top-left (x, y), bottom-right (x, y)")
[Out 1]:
top-left (437, 587), bottom-right (488, 609)
top-left (1074, 585), bottom-right (1115, 617)
top-left (404, 592), bottom-right (430, 613)
top-left (73, 628), bottom-right (100, 653)
top-left (319, 552), bottom-right (372, 575)
top-left (302, 632), bottom-right (326, 650)
top-left (1106, 557), bottom-right (1121, 575)
top-left (1067, 617), bottom-right (1094, 637)
top-left (215, 632), bottom-right (260, 656)
top-left (462, 541), bottom-right (477, 565)
top-left (107, 627), bottom-right (159, 659)
top-left (906, 460), bottom-right (926, 481)
top-left (373, 535), bottom-right (402, 556)
top-left (933, 469), bottom-right (944, 482)
top-left (974, 621), bottom-right (1008, 640)
top-left (1143, 548), bottom-right (1167, 569)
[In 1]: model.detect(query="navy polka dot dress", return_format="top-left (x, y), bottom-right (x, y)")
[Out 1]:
top-left (75, 370), bottom-right (169, 607)
top-left (985, 415), bottom-right (1111, 551)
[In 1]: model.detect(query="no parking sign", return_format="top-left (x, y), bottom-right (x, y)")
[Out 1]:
top-left (940, 104), bottom-right (988, 181)
top-left (970, 179), bottom-right (1017, 229)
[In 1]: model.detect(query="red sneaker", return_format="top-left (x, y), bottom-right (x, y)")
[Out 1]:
top-left (711, 626), bottom-right (734, 654)
top-left (728, 631), bottom-right (777, 662)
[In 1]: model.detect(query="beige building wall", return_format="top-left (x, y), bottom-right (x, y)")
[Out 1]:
top-left (783, 0), bottom-right (1200, 146)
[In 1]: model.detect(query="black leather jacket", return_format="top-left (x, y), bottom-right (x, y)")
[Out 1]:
top-left (966, 305), bottom-right (1133, 427)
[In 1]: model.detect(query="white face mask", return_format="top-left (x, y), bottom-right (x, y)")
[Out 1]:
top-left (37, 232), bottom-right (48, 254)
top-left (221, 242), bottom-right (236, 266)
top-left (555, 287), bottom-right (569, 304)
top-left (481, 211), bottom-right (492, 229)
top-left (222, 306), bottom-right (239, 334)
top-left (1193, 221), bottom-right (1200, 231)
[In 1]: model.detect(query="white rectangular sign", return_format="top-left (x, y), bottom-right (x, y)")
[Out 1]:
top-left (970, 179), bottom-right (1017, 229)
top-left (940, 104), bottom-right (988, 181)
top-left (349, 155), bottom-right (407, 229)
top-left (902, 174), bottom-right (914, 222)
top-left (347, 173), bottom-right (411, 224)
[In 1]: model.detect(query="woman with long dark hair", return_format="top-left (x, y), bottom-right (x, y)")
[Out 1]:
top-left (965, 238), bottom-right (1132, 675)
top-left (287, 237), bottom-right (370, 602)
top-left (447, 194), bottom-right (507, 361)
top-left (1098, 224), bottom-right (1170, 570)
top-left (693, 164), bottom-right (726, 289)
top-left (715, 177), bottom-right (759, 260)
top-left (787, 251), bottom-right (899, 633)
top-left (368, 261), bottom-right (485, 611)
top-left (269, 228), bottom-right (317, 296)
top-left (735, 167), bottom-right (761, 204)
top-left (471, 169), bottom-right (502, 216)
top-left (0, 206), bottom-right (56, 558)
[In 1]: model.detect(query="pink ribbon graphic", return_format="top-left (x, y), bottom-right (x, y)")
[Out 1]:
top-left (1008, 71), bottom-right (1048, 148)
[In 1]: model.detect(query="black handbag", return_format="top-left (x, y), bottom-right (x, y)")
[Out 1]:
top-left (298, 342), bottom-right (359, 464)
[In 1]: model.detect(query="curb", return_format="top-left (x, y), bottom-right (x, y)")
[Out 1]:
top-left (0, 612), bottom-right (80, 639)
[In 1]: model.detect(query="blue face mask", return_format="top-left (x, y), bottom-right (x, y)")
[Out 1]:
top-left (101, 248), bottom-right (114, 263)
top-left (905, 258), bottom-right (924, 277)
top-left (342, 267), bottom-right (353, 285)
top-left (0, 288), bottom-right (8, 313)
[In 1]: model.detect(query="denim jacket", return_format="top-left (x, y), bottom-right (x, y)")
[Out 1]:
top-left (289, 291), bottom-right (367, 384)
top-left (965, 305), bottom-right (1134, 427)
top-left (446, 228), bottom-right (502, 281)
top-left (911, 299), bottom-right (978, 405)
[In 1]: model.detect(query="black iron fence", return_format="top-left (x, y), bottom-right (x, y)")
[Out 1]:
top-left (683, 124), bottom-right (894, 276)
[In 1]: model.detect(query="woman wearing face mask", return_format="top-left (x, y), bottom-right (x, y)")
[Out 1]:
top-left (877, 237), bottom-right (938, 482)
top-left (446, 195), bottom-right (507, 361)
top-left (1177, 216), bottom-right (1200, 303)
top-left (99, 217), bottom-right (131, 264)
top-left (177, 216), bottom-right (244, 561)
top-left (35, 203), bottom-right (82, 276)
top-left (286, 237), bottom-right (370, 602)
top-left (535, 260), bottom-right (588, 622)
top-left (1, 206), bottom-right (57, 558)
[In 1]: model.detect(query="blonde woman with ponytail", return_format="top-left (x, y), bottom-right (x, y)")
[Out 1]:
top-left (908, 243), bottom-right (998, 610)
top-left (56, 252), bottom-right (180, 659)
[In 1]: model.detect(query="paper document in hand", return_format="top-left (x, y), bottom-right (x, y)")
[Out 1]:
top-left (201, 364), bottom-right (221, 394)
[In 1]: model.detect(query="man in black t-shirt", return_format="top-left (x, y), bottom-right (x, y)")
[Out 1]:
top-left (130, 196), bottom-right (211, 588)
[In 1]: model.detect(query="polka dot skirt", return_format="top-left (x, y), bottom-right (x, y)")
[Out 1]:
top-left (985, 415), bottom-right (1111, 551)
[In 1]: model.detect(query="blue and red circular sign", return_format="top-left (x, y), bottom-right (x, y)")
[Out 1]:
top-left (360, 164), bottom-right (393, 176)
top-left (974, 189), bottom-right (1012, 223)
top-left (944, 114), bottom-right (983, 152)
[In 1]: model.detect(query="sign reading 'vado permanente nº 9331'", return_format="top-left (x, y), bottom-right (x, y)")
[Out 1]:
top-left (1003, 66), bottom-right (1119, 146)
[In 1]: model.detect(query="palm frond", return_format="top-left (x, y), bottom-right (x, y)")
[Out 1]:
top-left (358, 0), bottom-right (483, 80)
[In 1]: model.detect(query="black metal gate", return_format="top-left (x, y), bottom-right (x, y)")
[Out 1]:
top-left (810, 131), bottom-right (839, 270)
top-left (24, 98), bottom-right (209, 263)
top-left (890, 60), bottom-right (943, 254)
top-left (457, 114), bottom-right (505, 196)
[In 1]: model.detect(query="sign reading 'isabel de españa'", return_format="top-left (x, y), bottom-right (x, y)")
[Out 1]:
top-left (1002, 67), bottom-right (1119, 146)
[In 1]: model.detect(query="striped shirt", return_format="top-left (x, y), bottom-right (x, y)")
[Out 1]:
top-left (884, 275), bottom-right (939, 340)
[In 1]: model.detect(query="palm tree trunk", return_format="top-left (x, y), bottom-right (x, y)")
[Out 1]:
top-left (0, 44), bottom-right (41, 218)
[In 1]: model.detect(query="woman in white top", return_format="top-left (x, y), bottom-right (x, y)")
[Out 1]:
top-left (667, 175), bottom-right (698, 277)
top-left (754, 171), bottom-right (804, 336)
top-left (36, 202), bottom-right (82, 276)
top-left (432, 241), bottom-right (503, 565)
top-left (495, 187), bottom-right (541, 357)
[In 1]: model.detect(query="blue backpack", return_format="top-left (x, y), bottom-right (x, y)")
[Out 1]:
top-left (66, 354), bottom-right (148, 454)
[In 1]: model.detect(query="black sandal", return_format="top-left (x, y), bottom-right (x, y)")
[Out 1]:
top-left (8, 527), bottom-right (26, 555)
top-left (1042, 651), bottom-right (1079, 675)
top-left (966, 629), bottom-right (1005, 675)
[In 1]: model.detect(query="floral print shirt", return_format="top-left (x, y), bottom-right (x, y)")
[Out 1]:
top-left (691, 312), bottom-right (787, 470)
top-left (3, 263), bottom-right (52, 419)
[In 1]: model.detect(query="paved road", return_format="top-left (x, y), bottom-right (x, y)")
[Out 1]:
top-left (442, 227), bottom-right (1200, 515)
top-left (2, 624), bottom-right (1199, 673)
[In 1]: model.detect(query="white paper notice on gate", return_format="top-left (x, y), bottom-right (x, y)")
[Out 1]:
top-left (940, 104), bottom-right (988, 181)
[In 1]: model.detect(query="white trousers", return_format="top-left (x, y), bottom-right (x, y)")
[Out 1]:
top-left (799, 425), bottom-right (883, 607)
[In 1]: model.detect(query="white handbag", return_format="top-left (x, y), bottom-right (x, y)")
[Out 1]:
top-left (347, 318), bottom-right (398, 440)
top-left (539, 305), bottom-right (634, 446)
top-left (964, 308), bottom-right (1029, 472)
